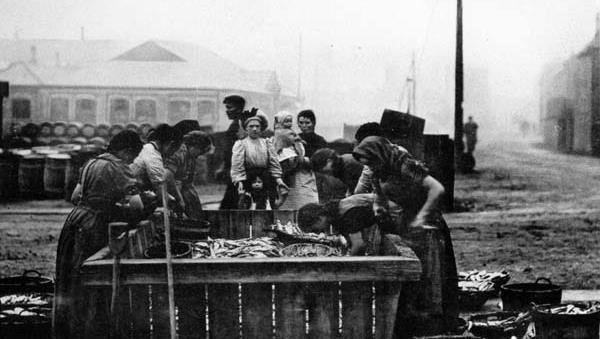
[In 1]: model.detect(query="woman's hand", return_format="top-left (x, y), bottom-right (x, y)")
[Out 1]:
top-left (236, 181), bottom-right (245, 194)
top-left (275, 178), bottom-right (289, 192)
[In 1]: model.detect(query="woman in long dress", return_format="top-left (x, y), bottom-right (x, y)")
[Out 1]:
top-left (53, 131), bottom-right (145, 338)
top-left (230, 114), bottom-right (288, 209)
top-left (272, 111), bottom-right (319, 209)
top-left (352, 135), bottom-right (459, 334)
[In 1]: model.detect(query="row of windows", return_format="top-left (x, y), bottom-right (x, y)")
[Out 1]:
top-left (12, 97), bottom-right (217, 125)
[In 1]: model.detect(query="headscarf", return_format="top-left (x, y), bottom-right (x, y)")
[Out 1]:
top-left (273, 111), bottom-right (294, 130)
top-left (352, 136), bottom-right (405, 179)
top-left (273, 111), bottom-right (304, 155)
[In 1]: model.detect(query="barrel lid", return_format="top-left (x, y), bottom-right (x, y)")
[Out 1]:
top-left (56, 144), bottom-right (82, 152)
top-left (47, 153), bottom-right (71, 160)
top-left (35, 148), bottom-right (60, 155)
top-left (9, 149), bottom-right (32, 156)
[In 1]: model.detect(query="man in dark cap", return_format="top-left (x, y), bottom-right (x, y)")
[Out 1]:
top-left (297, 109), bottom-right (328, 158)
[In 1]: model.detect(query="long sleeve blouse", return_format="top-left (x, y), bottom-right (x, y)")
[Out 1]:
top-left (230, 137), bottom-right (282, 183)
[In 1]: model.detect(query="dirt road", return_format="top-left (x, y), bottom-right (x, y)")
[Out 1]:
top-left (451, 139), bottom-right (600, 288)
top-left (1, 139), bottom-right (599, 288)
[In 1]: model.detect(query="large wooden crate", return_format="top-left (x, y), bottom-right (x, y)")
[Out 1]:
top-left (80, 210), bottom-right (422, 339)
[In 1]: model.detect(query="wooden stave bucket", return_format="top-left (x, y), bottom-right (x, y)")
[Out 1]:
top-left (533, 303), bottom-right (600, 339)
top-left (43, 153), bottom-right (71, 196)
top-left (18, 154), bottom-right (46, 198)
top-left (0, 151), bottom-right (20, 200)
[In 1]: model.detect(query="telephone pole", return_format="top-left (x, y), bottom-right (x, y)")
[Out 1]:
top-left (454, 0), bottom-right (464, 166)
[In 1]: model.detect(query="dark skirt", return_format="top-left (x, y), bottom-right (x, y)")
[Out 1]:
top-left (180, 182), bottom-right (204, 219)
top-left (53, 206), bottom-right (109, 339)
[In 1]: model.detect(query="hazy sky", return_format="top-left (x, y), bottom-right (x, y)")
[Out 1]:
top-left (1, 0), bottom-right (599, 135)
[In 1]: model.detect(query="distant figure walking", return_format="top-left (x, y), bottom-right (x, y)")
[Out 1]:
top-left (463, 116), bottom-right (478, 154)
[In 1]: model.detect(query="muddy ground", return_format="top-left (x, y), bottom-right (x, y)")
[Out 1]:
top-left (1, 139), bottom-right (599, 289)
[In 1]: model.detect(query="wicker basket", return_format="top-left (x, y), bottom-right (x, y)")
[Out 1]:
top-left (468, 311), bottom-right (530, 339)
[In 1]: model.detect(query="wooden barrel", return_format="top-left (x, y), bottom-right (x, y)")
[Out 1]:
top-left (18, 154), bottom-right (46, 198)
top-left (44, 153), bottom-right (71, 197)
top-left (71, 136), bottom-right (89, 145)
top-left (49, 136), bottom-right (70, 146)
top-left (21, 123), bottom-right (40, 139)
top-left (81, 123), bottom-right (96, 139)
top-left (64, 150), bottom-right (99, 201)
top-left (109, 124), bottom-right (125, 138)
top-left (0, 151), bottom-right (19, 200)
top-left (125, 122), bottom-right (141, 135)
top-left (36, 137), bottom-right (52, 146)
top-left (66, 122), bottom-right (83, 139)
top-left (52, 122), bottom-right (68, 138)
top-left (95, 124), bottom-right (110, 139)
top-left (39, 122), bottom-right (53, 138)
top-left (88, 136), bottom-right (108, 149)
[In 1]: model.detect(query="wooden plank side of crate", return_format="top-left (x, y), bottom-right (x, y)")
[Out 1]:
top-left (82, 287), bottom-right (111, 338)
top-left (83, 256), bottom-right (421, 285)
top-left (115, 286), bottom-right (133, 338)
top-left (251, 210), bottom-right (274, 238)
top-left (307, 282), bottom-right (340, 338)
top-left (241, 283), bottom-right (273, 339)
top-left (175, 284), bottom-right (207, 339)
top-left (230, 209), bottom-right (252, 238)
top-left (275, 283), bottom-right (306, 339)
top-left (341, 282), bottom-right (373, 338)
top-left (130, 285), bottom-right (152, 338)
top-left (204, 210), bottom-right (232, 238)
top-left (151, 285), bottom-right (171, 339)
top-left (208, 283), bottom-right (240, 338)
top-left (81, 256), bottom-right (421, 285)
top-left (374, 282), bottom-right (401, 339)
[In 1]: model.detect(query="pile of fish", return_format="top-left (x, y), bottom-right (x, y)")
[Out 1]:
top-left (0, 294), bottom-right (48, 306)
top-left (270, 220), bottom-right (348, 248)
top-left (459, 270), bottom-right (510, 292)
top-left (282, 243), bottom-right (342, 257)
top-left (538, 302), bottom-right (600, 315)
top-left (469, 311), bottom-right (531, 336)
top-left (192, 237), bottom-right (283, 259)
top-left (0, 294), bottom-right (52, 320)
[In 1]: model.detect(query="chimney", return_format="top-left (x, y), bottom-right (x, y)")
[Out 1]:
top-left (30, 45), bottom-right (37, 64)
top-left (55, 52), bottom-right (61, 67)
top-left (80, 26), bottom-right (85, 41)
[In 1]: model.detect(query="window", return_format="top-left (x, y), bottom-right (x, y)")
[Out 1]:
top-left (198, 100), bottom-right (216, 125)
top-left (75, 98), bottom-right (97, 123)
top-left (110, 98), bottom-right (130, 124)
top-left (168, 100), bottom-right (191, 123)
top-left (50, 98), bottom-right (69, 121)
top-left (135, 99), bottom-right (157, 123)
top-left (12, 98), bottom-right (31, 119)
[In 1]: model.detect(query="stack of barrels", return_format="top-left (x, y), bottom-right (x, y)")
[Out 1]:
top-left (1, 121), bottom-right (157, 201)
top-left (0, 145), bottom-right (103, 201)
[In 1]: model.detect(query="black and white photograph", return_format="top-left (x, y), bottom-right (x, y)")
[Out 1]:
top-left (1, 0), bottom-right (600, 338)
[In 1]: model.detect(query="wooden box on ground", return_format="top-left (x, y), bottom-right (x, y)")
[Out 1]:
top-left (80, 210), bottom-right (422, 339)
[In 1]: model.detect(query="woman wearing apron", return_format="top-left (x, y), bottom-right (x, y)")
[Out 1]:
top-left (352, 135), bottom-right (459, 335)
top-left (53, 131), bottom-right (144, 338)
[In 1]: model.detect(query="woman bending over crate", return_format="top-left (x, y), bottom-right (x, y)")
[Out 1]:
top-left (53, 131), bottom-right (146, 339)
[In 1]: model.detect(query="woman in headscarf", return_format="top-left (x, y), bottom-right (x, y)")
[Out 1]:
top-left (53, 131), bottom-right (145, 338)
top-left (272, 111), bottom-right (319, 209)
top-left (229, 113), bottom-right (288, 209)
top-left (352, 135), bottom-right (459, 334)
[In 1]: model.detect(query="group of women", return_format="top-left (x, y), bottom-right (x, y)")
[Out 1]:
top-left (227, 111), bottom-right (320, 210)
top-left (53, 110), bottom-right (459, 336)
top-left (53, 121), bottom-right (214, 338)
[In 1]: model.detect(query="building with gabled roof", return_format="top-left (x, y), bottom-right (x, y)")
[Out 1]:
top-left (0, 38), bottom-right (297, 135)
